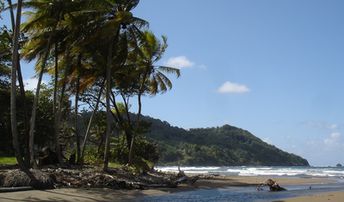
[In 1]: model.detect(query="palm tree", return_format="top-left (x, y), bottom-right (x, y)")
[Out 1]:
top-left (10, 0), bottom-right (26, 170)
top-left (125, 31), bottom-right (180, 164)
top-left (7, 0), bottom-right (30, 165)
top-left (79, 0), bottom-right (148, 170)
top-left (79, 80), bottom-right (105, 163)
top-left (7, 2), bottom-right (45, 187)
top-left (22, 0), bottom-right (81, 165)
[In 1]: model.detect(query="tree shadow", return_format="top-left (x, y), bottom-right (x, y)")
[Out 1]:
top-left (0, 188), bottom-right (162, 202)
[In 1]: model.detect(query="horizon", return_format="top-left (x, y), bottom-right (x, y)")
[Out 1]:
top-left (1, 0), bottom-right (344, 166)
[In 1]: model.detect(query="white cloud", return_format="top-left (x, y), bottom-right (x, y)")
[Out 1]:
top-left (324, 132), bottom-right (341, 146)
top-left (23, 78), bottom-right (48, 91)
top-left (164, 56), bottom-right (194, 69)
top-left (302, 121), bottom-right (339, 131)
top-left (331, 132), bottom-right (341, 139)
top-left (217, 81), bottom-right (250, 94)
top-left (328, 124), bottom-right (338, 130)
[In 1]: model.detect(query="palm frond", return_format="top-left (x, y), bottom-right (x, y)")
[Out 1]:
top-left (158, 66), bottom-right (181, 78)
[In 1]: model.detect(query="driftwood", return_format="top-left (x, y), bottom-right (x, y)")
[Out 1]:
top-left (0, 165), bottom-right (200, 192)
top-left (174, 167), bottom-right (199, 185)
top-left (256, 178), bottom-right (286, 191)
top-left (2, 169), bottom-right (54, 189)
top-left (0, 186), bottom-right (33, 192)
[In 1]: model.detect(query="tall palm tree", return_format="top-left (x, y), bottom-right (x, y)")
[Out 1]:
top-left (7, 0), bottom-right (30, 165)
top-left (125, 31), bottom-right (180, 164)
top-left (10, 0), bottom-right (26, 170)
top-left (80, 0), bottom-right (148, 170)
top-left (22, 0), bottom-right (80, 165)
top-left (6, 2), bottom-right (44, 187)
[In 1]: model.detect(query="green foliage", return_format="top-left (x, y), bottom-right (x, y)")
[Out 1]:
top-left (82, 147), bottom-right (103, 165)
top-left (3, 0), bottom-right (180, 169)
top-left (142, 117), bottom-right (309, 166)
top-left (0, 157), bottom-right (17, 165)
top-left (0, 26), bottom-right (11, 89)
top-left (0, 82), bottom-right (70, 155)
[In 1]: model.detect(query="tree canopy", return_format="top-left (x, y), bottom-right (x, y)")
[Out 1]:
top-left (1, 0), bottom-right (180, 171)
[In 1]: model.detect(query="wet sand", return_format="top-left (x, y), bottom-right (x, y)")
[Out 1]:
top-left (194, 175), bottom-right (334, 188)
top-left (280, 191), bottom-right (344, 202)
top-left (0, 176), bottom-right (337, 202)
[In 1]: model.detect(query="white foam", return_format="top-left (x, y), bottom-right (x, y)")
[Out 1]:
top-left (156, 166), bottom-right (220, 173)
top-left (155, 166), bottom-right (344, 177)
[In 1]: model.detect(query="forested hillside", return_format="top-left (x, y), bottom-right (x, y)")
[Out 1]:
top-left (142, 116), bottom-right (309, 166)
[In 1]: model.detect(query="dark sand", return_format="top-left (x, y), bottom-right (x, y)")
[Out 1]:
top-left (0, 176), bottom-right (338, 201)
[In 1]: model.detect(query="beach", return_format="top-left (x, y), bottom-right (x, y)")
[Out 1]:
top-left (281, 191), bottom-right (344, 202)
top-left (0, 175), bottom-right (341, 202)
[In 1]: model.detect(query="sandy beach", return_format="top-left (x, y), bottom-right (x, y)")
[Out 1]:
top-left (281, 191), bottom-right (344, 202)
top-left (0, 176), bottom-right (339, 202)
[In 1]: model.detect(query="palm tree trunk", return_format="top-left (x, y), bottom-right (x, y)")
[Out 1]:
top-left (128, 94), bottom-right (142, 164)
top-left (7, 0), bottom-right (15, 30)
top-left (128, 73), bottom-right (147, 165)
top-left (7, 0), bottom-right (30, 166)
top-left (110, 91), bottom-right (132, 151)
top-left (121, 94), bottom-right (134, 149)
top-left (8, 0), bottom-right (44, 189)
top-left (97, 129), bottom-right (105, 156)
top-left (80, 80), bottom-right (105, 163)
top-left (28, 38), bottom-right (52, 168)
top-left (10, 0), bottom-right (26, 171)
top-left (103, 42), bottom-right (113, 171)
top-left (54, 48), bottom-right (71, 165)
top-left (53, 43), bottom-right (58, 114)
top-left (17, 59), bottom-right (30, 165)
top-left (75, 76), bottom-right (81, 164)
top-left (54, 82), bottom-right (65, 165)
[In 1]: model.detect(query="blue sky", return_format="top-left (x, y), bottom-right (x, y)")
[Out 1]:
top-left (2, 0), bottom-right (344, 166)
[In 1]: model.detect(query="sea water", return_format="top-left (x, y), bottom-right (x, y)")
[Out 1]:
top-left (155, 166), bottom-right (344, 178)
top-left (139, 184), bottom-right (344, 202)
top-left (137, 166), bottom-right (344, 202)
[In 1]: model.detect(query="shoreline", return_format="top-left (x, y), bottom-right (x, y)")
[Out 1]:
top-left (0, 175), bottom-right (340, 201)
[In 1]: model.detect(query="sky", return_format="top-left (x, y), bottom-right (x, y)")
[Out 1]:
top-left (2, 0), bottom-right (344, 166)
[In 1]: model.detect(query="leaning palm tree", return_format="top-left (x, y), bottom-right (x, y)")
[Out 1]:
top-left (10, 0), bottom-right (26, 170)
top-left (80, 0), bottom-right (148, 170)
top-left (8, 3), bottom-right (47, 187)
top-left (124, 31), bottom-right (180, 164)
top-left (22, 0), bottom-right (81, 166)
top-left (6, 0), bottom-right (30, 165)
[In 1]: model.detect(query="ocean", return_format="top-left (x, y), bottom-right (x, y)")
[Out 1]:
top-left (155, 166), bottom-right (344, 178)
top-left (137, 166), bottom-right (344, 202)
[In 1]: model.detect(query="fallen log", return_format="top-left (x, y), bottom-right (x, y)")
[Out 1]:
top-left (174, 175), bottom-right (199, 185)
top-left (256, 178), bottom-right (286, 191)
top-left (0, 186), bottom-right (33, 193)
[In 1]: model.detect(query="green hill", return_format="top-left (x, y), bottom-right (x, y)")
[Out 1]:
top-left (141, 115), bottom-right (309, 166)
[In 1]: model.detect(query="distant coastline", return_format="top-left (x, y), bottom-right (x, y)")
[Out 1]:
top-left (141, 114), bottom-right (309, 166)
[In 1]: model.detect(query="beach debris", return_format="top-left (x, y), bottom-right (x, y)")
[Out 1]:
top-left (37, 147), bottom-right (59, 166)
top-left (0, 164), bottom-right (200, 191)
top-left (2, 169), bottom-right (54, 189)
top-left (175, 166), bottom-right (199, 185)
top-left (256, 178), bottom-right (286, 192)
top-left (177, 165), bottom-right (185, 177)
top-left (174, 175), bottom-right (199, 185)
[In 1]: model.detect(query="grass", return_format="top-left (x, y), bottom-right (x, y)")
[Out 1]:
top-left (0, 157), bottom-right (17, 165)
top-left (109, 162), bottom-right (122, 168)
top-left (0, 157), bottom-right (124, 168)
